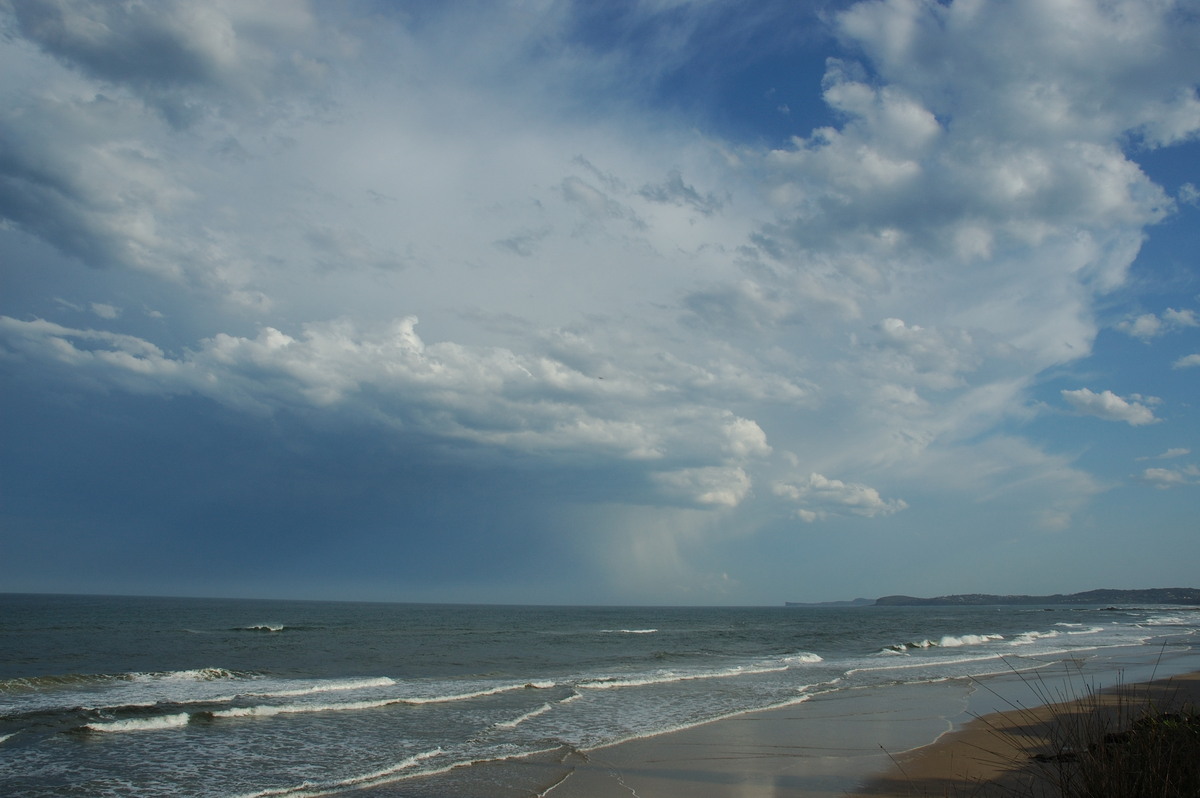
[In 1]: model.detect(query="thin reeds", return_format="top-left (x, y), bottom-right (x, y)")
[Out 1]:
top-left (972, 665), bottom-right (1200, 798)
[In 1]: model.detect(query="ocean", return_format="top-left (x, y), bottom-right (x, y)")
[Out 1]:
top-left (2, 593), bottom-right (1198, 797)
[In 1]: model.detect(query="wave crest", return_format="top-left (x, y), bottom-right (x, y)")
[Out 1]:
top-left (83, 713), bottom-right (191, 733)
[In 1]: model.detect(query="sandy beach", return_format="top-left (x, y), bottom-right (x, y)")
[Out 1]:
top-left (855, 670), bottom-right (1200, 797)
top-left (531, 658), bottom-right (1200, 798)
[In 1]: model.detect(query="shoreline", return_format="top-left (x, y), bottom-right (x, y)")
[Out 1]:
top-left (500, 648), bottom-right (1200, 798)
top-left (350, 643), bottom-right (1200, 797)
top-left (855, 669), bottom-right (1200, 797)
top-left (531, 682), bottom-right (967, 797)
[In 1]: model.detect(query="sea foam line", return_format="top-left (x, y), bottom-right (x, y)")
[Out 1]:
top-left (244, 677), bottom-right (396, 698)
top-left (402, 681), bottom-right (555, 704)
top-left (495, 702), bottom-right (554, 729)
top-left (578, 663), bottom-right (787, 690)
top-left (599, 690), bottom-right (825, 751)
top-left (233, 749), bottom-right (444, 798)
top-left (847, 651), bottom-right (1012, 677)
top-left (214, 681), bottom-right (558, 718)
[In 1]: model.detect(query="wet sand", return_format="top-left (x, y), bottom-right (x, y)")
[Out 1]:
top-left (534, 658), bottom-right (1200, 798)
top-left (537, 681), bottom-right (973, 797)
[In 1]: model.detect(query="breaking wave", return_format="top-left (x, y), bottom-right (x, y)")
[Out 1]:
top-left (882, 632), bottom-right (1004, 653)
top-left (245, 677), bottom-right (396, 699)
top-left (211, 699), bottom-right (398, 718)
top-left (84, 713), bottom-right (192, 733)
top-left (1, 667), bottom-right (250, 694)
top-left (403, 681), bottom-right (555, 704)
top-left (940, 633), bottom-right (1004, 647)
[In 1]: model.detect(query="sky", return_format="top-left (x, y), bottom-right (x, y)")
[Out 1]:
top-left (1, 0), bottom-right (1198, 606)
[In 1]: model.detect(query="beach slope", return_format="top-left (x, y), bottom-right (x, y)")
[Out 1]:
top-left (854, 671), bottom-right (1200, 797)
top-left (535, 671), bottom-right (1200, 798)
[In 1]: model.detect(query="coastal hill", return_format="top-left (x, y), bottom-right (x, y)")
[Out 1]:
top-left (787, 588), bottom-right (1200, 607)
top-left (873, 587), bottom-right (1200, 606)
top-left (784, 598), bottom-right (875, 607)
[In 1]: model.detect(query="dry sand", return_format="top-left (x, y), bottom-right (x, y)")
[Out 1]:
top-left (854, 670), bottom-right (1200, 798)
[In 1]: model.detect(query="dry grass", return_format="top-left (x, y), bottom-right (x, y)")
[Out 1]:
top-left (971, 666), bottom-right (1200, 798)
top-left (855, 665), bottom-right (1200, 798)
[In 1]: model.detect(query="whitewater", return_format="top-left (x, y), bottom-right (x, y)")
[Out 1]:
top-left (1, 594), bottom-right (1197, 797)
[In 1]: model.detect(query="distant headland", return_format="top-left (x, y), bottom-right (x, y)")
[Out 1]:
top-left (787, 587), bottom-right (1200, 607)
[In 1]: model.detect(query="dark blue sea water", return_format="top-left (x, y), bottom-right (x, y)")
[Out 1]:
top-left (2, 594), bottom-right (1198, 796)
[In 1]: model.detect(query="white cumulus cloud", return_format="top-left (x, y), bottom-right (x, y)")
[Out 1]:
top-left (1060, 388), bottom-right (1159, 426)
top-left (1118, 308), bottom-right (1198, 340)
top-left (1140, 465), bottom-right (1200, 489)
top-left (0, 314), bottom-right (773, 476)
top-left (772, 472), bottom-right (907, 522)
top-left (1173, 354), bottom-right (1200, 369)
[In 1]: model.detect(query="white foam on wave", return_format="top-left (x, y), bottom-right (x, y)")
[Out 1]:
top-left (784, 652), bottom-right (823, 665)
top-left (601, 691), bottom-right (823, 751)
top-left (246, 677), bottom-right (395, 699)
top-left (0, 732), bottom-right (14, 744)
top-left (233, 748), bottom-right (444, 798)
top-left (847, 651), bottom-right (1010, 677)
top-left (601, 628), bottom-right (658, 634)
top-left (84, 712), bottom-right (191, 733)
top-left (881, 633), bottom-right (1005, 653)
top-left (403, 681), bottom-right (555, 704)
top-left (1010, 630), bottom-right (1060, 646)
top-left (212, 698), bottom-right (398, 718)
top-left (1142, 613), bottom-right (1199, 627)
top-left (939, 633), bottom-right (1004, 647)
top-left (494, 702), bottom-right (554, 729)
top-left (217, 680), bottom-right (560, 717)
top-left (880, 639), bottom-right (936, 654)
top-left (578, 663), bottom-right (787, 690)
top-left (133, 667), bottom-right (251, 683)
top-left (0, 667), bottom-right (263, 719)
